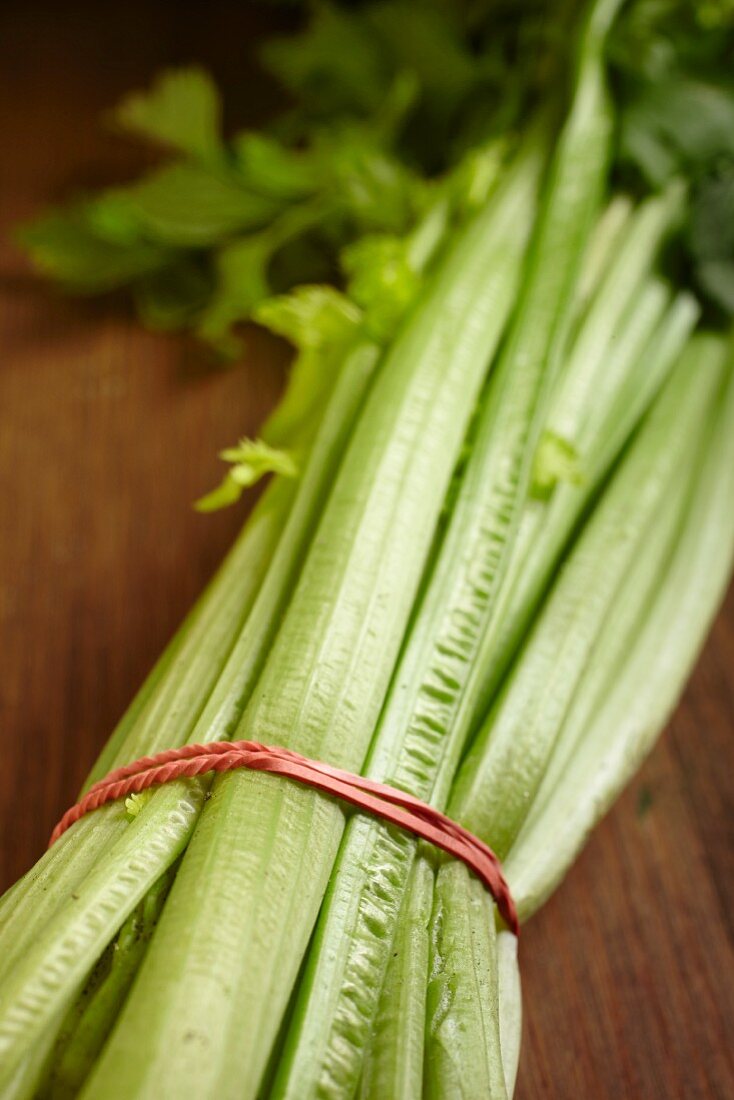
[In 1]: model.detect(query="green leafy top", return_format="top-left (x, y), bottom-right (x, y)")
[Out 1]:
top-left (24, 0), bottom-right (734, 346)
top-left (610, 0), bottom-right (734, 314)
top-left (19, 0), bottom-right (734, 510)
top-left (17, 0), bottom-right (581, 366)
top-left (18, 40), bottom-right (433, 358)
top-left (261, 0), bottom-right (561, 165)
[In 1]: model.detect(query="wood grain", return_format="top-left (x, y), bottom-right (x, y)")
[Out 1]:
top-left (0, 4), bottom-right (732, 1097)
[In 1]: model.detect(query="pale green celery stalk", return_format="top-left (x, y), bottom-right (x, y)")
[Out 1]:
top-left (0, 818), bottom-right (126, 953)
top-left (505, 461), bottom-right (694, 914)
top-left (0, 189), bottom-right (453, 1090)
top-left (40, 868), bottom-right (175, 1100)
top-left (0, 473), bottom-right (296, 980)
top-left (0, 338), bottom-right (380, 1087)
top-left (1, 1034), bottom-right (60, 1100)
top-left (5, 871), bottom-right (173, 1100)
top-left (545, 182), bottom-right (685, 452)
top-left (269, 129), bottom-right (547, 1100)
top-left (596, 291), bottom-right (700, 469)
top-left (558, 275), bottom-right (670, 462)
top-left (428, 331), bottom-right (724, 1100)
top-left (507, 336), bottom-right (734, 916)
top-left (515, 374), bottom-right (703, 830)
top-left (449, 55), bottom-right (687, 750)
top-left (358, 871), bottom-right (520, 1100)
top-left (275, 5), bottom-right (620, 1092)
top-left (420, 4), bottom-right (629, 1093)
top-left (490, 277), bottom-right (675, 650)
top-left (79, 135), bottom-right (541, 1100)
top-left (570, 192), bottom-right (633, 325)
top-left (451, 341), bottom-right (726, 861)
top-left (476, 283), bottom-right (699, 720)
top-left (496, 930), bottom-right (522, 1096)
top-left (0, 492), bottom-right (277, 933)
top-left (425, 862), bottom-right (506, 1100)
top-left (357, 856), bottom-right (434, 1100)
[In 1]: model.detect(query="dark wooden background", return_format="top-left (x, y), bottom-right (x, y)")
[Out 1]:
top-left (0, 3), bottom-right (732, 1097)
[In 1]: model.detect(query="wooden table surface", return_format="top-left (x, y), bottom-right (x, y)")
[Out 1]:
top-left (1, 3), bottom-right (732, 1097)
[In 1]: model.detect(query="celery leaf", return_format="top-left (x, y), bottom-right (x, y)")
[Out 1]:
top-left (113, 67), bottom-right (224, 165)
top-left (196, 236), bottom-right (273, 355)
top-left (233, 132), bottom-right (322, 200)
top-left (255, 286), bottom-right (363, 447)
top-left (102, 164), bottom-right (284, 248)
top-left (18, 206), bottom-right (169, 292)
top-left (195, 438), bottom-right (298, 512)
top-left (342, 235), bottom-right (420, 340)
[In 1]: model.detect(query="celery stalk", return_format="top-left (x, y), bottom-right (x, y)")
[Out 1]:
top-left (274, 4), bottom-right (620, 1092)
top-left (570, 193), bottom-right (633, 324)
top-left (357, 857), bottom-right (433, 1100)
top-left (496, 931), bottom-right (522, 1096)
top-left (507, 337), bottom-right (734, 915)
top-left (546, 182), bottom-right (685, 451)
top-left (77, 136), bottom-right (541, 1100)
top-left (477, 282), bottom-right (699, 720)
top-left (41, 869), bottom-right (175, 1100)
top-left (427, 337), bottom-right (726, 1100)
top-left (451, 341), bottom-right (726, 859)
top-left (1, 0), bottom-right (731, 1095)
top-left (269, 130), bottom-right (547, 1100)
top-left (425, 863), bottom-right (506, 1100)
top-left (0, 474), bottom-right (296, 979)
top-left (0, 338), bottom-right (380, 1084)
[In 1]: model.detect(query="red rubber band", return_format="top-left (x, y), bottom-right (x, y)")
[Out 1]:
top-left (50, 740), bottom-right (518, 935)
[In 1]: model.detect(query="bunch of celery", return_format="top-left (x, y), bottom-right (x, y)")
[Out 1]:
top-left (3, 0), bottom-right (734, 1097)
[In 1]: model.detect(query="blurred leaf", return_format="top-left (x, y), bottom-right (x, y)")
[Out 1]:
top-left (612, 0), bottom-right (734, 314)
top-left (103, 164), bottom-right (284, 248)
top-left (260, 0), bottom-right (501, 160)
top-left (689, 163), bottom-right (734, 314)
top-left (18, 207), bottom-right (168, 292)
top-left (196, 236), bottom-right (273, 354)
top-left (342, 234), bottom-right (420, 340)
top-left (315, 126), bottom-right (428, 233)
top-left (261, 3), bottom-right (387, 118)
top-left (233, 132), bottom-right (321, 200)
top-left (610, 0), bottom-right (734, 83)
top-left (620, 77), bottom-right (734, 186)
top-left (689, 163), bottom-right (734, 261)
top-left (255, 283), bottom-right (361, 348)
top-left (696, 259), bottom-right (734, 313)
top-left (133, 259), bottom-right (213, 331)
top-left (613, 0), bottom-right (734, 186)
top-left (365, 1), bottom-right (479, 122)
top-left (84, 192), bottom-right (147, 245)
top-left (114, 67), bottom-right (224, 165)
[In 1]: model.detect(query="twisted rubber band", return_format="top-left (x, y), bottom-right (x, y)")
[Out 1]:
top-left (50, 739), bottom-right (519, 935)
